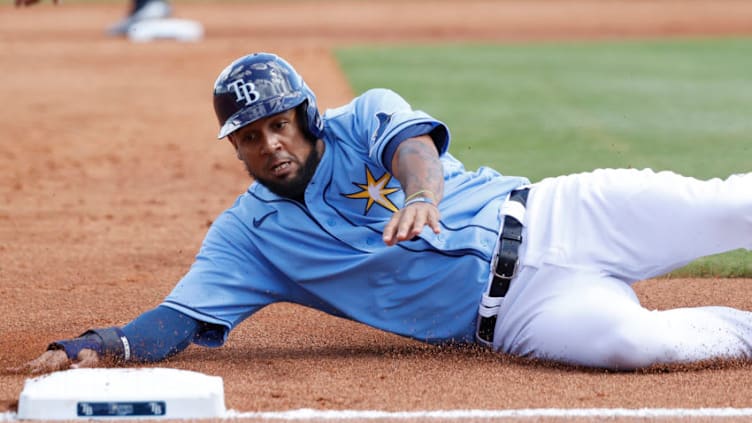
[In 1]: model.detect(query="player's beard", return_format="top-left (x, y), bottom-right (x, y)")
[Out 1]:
top-left (247, 147), bottom-right (321, 201)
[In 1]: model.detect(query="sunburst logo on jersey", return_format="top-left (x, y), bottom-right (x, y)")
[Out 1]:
top-left (344, 166), bottom-right (400, 214)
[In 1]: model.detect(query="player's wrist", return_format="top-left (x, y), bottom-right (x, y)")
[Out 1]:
top-left (404, 189), bottom-right (435, 203)
top-left (48, 326), bottom-right (131, 362)
top-left (403, 196), bottom-right (437, 208)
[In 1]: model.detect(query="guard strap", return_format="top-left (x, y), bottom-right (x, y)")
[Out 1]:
top-left (48, 326), bottom-right (131, 362)
top-left (48, 333), bottom-right (102, 360)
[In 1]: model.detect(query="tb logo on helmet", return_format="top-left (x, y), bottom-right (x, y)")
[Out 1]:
top-left (228, 79), bottom-right (260, 106)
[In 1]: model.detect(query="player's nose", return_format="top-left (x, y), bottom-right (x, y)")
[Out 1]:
top-left (258, 132), bottom-right (282, 154)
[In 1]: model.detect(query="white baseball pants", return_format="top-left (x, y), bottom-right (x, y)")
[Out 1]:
top-left (492, 168), bottom-right (752, 369)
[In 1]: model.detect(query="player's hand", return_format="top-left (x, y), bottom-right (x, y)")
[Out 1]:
top-left (8, 349), bottom-right (99, 375)
top-left (15, 0), bottom-right (59, 7)
top-left (383, 202), bottom-right (441, 246)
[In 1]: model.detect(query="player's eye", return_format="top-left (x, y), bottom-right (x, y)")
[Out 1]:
top-left (242, 133), bottom-right (257, 144)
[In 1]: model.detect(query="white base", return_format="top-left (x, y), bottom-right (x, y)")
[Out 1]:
top-left (127, 18), bottom-right (204, 42)
top-left (17, 368), bottom-right (225, 420)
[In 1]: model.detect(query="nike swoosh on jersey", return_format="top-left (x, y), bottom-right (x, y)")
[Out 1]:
top-left (252, 210), bottom-right (278, 228)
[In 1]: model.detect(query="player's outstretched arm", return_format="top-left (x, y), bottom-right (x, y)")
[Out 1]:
top-left (9, 306), bottom-right (200, 374)
top-left (383, 134), bottom-right (444, 246)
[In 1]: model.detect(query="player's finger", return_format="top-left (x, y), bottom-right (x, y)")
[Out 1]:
top-left (385, 203), bottom-right (439, 245)
top-left (71, 349), bottom-right (100, 369)
top-left (9, 350), bottom-right (70, 374)
top-left (382, 211), bottom-right (402, 246)
top-left (32, 350), bottom-right (71, 374)
top-left (403, 203), bottom-right (441, 239)
top-left (426, 206), bottom-right (441, 234)
top-left (395, 206), bottom-right (419, 242)
top-left (406, 207), bottom-right (428, 239)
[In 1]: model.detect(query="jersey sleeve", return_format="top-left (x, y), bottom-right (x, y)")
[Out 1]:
top-left (161, 209), bottom-right (289, 347)
top-left (350, 88), bottom-right (450, 171)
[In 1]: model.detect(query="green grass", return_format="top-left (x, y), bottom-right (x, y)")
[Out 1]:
top-left (335, 39), bottom-right (752, 277)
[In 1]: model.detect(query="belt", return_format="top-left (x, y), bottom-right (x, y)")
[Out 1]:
top-left (476, 187), bottom-right (529, 345)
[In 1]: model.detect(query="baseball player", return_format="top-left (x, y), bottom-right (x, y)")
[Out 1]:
top-left (15, 52), bottom-right (752, 373)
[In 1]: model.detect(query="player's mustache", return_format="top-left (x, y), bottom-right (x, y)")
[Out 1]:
top-left (265, 154), bottom-right (296, 170)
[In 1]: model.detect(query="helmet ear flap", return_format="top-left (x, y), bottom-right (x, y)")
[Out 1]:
top-left (296, 102), bottom-right (318, 143)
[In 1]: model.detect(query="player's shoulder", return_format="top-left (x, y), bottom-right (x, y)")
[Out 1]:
top-left (357, 88), bottom-right (408, 105)
top-left (360, 87), bottom-right (399, 97)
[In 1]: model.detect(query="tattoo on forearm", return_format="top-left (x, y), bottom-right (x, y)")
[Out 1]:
top-left (397, 139), bottom-right (444, 202)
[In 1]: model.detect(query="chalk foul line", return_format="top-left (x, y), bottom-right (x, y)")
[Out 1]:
top-left (5, 408), bottom-right (752, 420)
top-left (225, 408), bottom-right (752, 419)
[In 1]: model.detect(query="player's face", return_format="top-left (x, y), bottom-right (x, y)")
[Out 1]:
top-left (228, 108), bottom-right (320, 200)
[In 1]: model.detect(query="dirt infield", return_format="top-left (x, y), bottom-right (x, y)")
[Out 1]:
top-left (2, 0), bottom-right (752, 420)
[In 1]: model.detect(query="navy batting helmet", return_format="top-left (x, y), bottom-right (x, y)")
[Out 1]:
top-left (212, 52), bottom-right (323, 139)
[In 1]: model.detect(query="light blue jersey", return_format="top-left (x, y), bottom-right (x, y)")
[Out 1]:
top-left (163, 89), bottom-right (529, 346)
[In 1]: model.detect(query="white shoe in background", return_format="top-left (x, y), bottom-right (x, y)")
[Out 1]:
top-left (128, 18), bottom-right (204, 42)
top-left (107, 0), bottom-right (172, 36)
